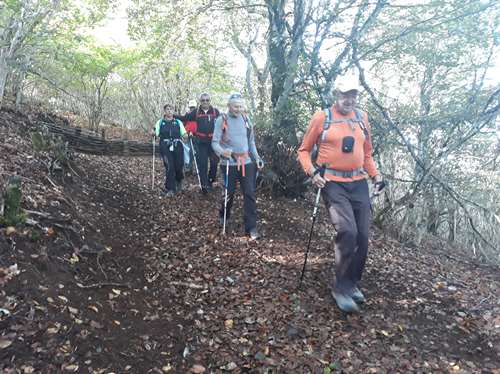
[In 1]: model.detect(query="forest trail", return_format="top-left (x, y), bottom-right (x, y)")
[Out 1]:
top-left (1, 110), bottom-right (499, 373)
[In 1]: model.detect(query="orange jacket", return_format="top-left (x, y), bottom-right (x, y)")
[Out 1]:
top-left (297, 106), bottom-right (378, 182)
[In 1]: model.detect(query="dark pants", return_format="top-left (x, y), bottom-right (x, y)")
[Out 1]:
top-left (322, 179), bottom-right (371, 294)
top-left (160, 140), bottom-right (184, 192)
top-left (219, 162), bottom-right (257, 232)
top-left (195, 140), bottom-right (218, 188)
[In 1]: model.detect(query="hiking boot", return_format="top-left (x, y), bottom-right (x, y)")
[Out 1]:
top-left (165, 190), bottom-right (175, 197)
top-left (201, 187), bottom-right (208, 195)
top-left (350, 287), bottom-right (366, 304)
top-left (331, 291), bottom-right (360, 313)
top-left (248, 229), bottom-right (260, 240)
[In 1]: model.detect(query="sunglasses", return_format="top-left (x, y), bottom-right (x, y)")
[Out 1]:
top-left (200, 98), bottom-right (210, 102)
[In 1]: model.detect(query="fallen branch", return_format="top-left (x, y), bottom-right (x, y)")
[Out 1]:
top-left (25, 209), bottom-right (52, 218)
top-left (45, 175), bottom-right (58, 188)
top-left (170, 281), bottom-right (206, 290)
top-left (76, 282), bottom-right (130, 289)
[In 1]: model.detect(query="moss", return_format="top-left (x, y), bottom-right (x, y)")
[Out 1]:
top-left (31, 131), bottom-right (49, 152)
top-left (1, 176), bottom-right (26, 226)
top-left (29, 229), bottom-right (41, 242)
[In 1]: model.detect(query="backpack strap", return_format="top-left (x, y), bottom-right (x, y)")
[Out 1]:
top-left (242, 115), bottom-right (255, 161)
top-left (354, 109), bottom-right (369, 139)
top-left (221, 113), bottom-right (255, 162)
top-left (320, 108), bottom-right (332, 143)
top-left (314, 108), bottom-right (369, 164)
top-left (221, 113), bottom-right (228, 132)
top-left (320, 108), bottom-right (369, 140)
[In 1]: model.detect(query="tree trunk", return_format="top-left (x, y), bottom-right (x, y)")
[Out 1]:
top-left (14, 69), bottom-right (27, 110)
top-left (448, 208), bottom-right (456, 242)
top-left (266, 0), bottom-right (305, 143)
top-left (0, 52), bottom-right (10, 109)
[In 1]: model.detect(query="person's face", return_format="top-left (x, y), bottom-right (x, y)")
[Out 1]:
top-left (164, 106), bottom-right (174, 118)
top-left (228, 102), bottom-right (243, 116)
top-left (336, 90), bottom-right (358, 115)
top-left (200, 95), bottom-right (210, 110)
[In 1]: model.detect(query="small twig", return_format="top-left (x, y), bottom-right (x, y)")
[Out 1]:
top-left (45, 175), bottom-right (58, 188)
top-left (25, 218), bottom-right (40, 226)
top-left (67, 162), bottom-right (80, 177)
top-left (25, 209), bottom-right (52, 218)
top-left (170, 281), bottom-right (206, 290)
top-left (97, 253), bottom-right (108, 280)
top-left (76, 282), bottom-right (130, 289)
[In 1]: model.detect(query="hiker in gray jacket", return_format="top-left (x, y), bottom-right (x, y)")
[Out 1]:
top-left (212, 92), bottom-right (264, 240)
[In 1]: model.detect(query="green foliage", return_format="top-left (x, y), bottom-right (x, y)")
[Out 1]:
top-left (322, 361), bottom-right (340, 374)
top-left (1, 177), bottom-right (26, 226)
top-left (31, 131), bottom-right (72, 173)
top-left (29, 229), bottom-right (42, 242)
top-left (31, 132), bottom-right (48, 152)
top-left (6, 0), bottom-right (498, 258)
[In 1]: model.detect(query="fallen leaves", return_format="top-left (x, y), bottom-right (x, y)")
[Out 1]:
top-left (1, 111), bottom-right (498, 373)
top-left (6, 226), bottom-right (16, 235)
top-left (189, 364), bottom-right (206, 373)
top-left (62, 363), bottom-right (79, 372)
top-left (0, 263), bottom-right (20, 286)
top-left (0, 338), bottom-right (13, 349)
top-left (46, 325), bottom-right (60, 334)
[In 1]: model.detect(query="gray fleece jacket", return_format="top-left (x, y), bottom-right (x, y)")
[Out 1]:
top-left (211, 112), bottom-right (261, 166)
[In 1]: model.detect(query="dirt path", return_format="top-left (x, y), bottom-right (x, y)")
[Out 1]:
top-left (1, 113), bottom-right (499, 373)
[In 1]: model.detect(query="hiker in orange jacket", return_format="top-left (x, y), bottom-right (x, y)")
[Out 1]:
top-left (298, 75), bottom-right (385, 313)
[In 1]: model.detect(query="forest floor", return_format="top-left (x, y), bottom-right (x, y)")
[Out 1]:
top-left (1, 107), bottom-right (499, 373)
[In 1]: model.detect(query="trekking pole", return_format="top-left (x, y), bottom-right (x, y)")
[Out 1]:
top-left (189, 135), bottom-right (202, 191)
top-left (299, 166), bottom-right (326, 288)
top-left (222, 159), bottom-right (230, 235)
top-left (152, 135), bottom-right (156, 190)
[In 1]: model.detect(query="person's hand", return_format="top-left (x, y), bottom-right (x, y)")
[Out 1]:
top-left (256, 158), bottom-right (264, 170)
top-left (151, 130), bottom-right (156, 138)
top-left (311, 167), bottom-right (326, 188)
top-left (222, 149), bottom-right (233, 159)
top-left (372, 175), bottom-right (385, 196)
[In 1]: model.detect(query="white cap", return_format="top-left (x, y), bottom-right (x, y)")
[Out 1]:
top-left (188, 99), bottom-right (197, 107)
top-left (335, 75), bottom-right (362, 93)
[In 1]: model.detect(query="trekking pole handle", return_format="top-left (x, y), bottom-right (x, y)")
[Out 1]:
top-left (311, 165), bottom-right (326, 218)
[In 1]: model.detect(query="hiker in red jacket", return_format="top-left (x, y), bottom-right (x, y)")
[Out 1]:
top-left (178, 93), bottom-right (220, 194)
top-left (298, 75), bottom-right (385, 313)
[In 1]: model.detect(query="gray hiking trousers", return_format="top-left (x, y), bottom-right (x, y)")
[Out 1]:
top-left (322, 179), bottom-right (371, 294)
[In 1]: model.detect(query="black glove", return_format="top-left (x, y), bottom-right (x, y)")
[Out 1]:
top-left (375, 180), bottom-right (386, 191)
top-left (373, 180), bottom-right (386, 196)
